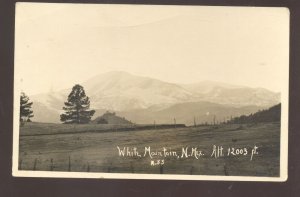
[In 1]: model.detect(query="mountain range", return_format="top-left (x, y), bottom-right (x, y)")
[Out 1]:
top-left (30, 71), bottom-right (280, 125)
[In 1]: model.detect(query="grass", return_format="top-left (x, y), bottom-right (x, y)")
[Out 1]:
top-left (18, 122), bottom-right (280, 177)
top-left (19, 122), bottom-right (184, 136)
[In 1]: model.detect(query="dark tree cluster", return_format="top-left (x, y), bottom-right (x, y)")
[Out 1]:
top-left (228, 103), bottom-right (281, 124)
top-left (60, 84), bottom-right (95, 124)
top-left (20, 92), bottom-right (34, 122)
top-left (97, 118), bottom-right (108, 124)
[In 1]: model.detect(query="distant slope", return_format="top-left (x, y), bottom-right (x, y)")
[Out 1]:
top-left (31, 71), bottom-right (194, 112)
top-left (29, 71), bottom-right (280, 123)
top-left (82, 71), bottom-right (194, 110)
top-left (228, 103), bottom-right (281, 124)
top-left (182, 81), bottom-right (280, 107)
top-left (92, 111), bottom-right (132, 125)
top-left (181, 80), bottom-right (243, 94)
top-left (117, 101), bottom-right (266, 125)
top-left (31, 102), bottom-right (62, 123)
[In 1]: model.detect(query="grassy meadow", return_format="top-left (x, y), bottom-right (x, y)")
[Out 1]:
top-left (18, 122), bottom-right (280, 177)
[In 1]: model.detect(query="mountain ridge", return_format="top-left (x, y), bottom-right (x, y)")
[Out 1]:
top-left (29, 71), bottom-right (280, 124)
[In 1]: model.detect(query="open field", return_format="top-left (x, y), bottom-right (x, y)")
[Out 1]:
top-left (19, 122), bottom-right (280, 176)
top-left (19, 122), bottom-right (185, 136)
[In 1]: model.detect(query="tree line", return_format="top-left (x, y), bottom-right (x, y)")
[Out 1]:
top-left (227, 104), bottom-right (281, 124)
top-left (20, 84), bottom-right (95, 125)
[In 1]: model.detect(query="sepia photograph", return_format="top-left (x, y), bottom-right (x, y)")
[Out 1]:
top-left (13, 3), bottom-right (289, 181)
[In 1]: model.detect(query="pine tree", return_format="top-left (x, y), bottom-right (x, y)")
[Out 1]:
top-left (20, 92), bottom-right (34, 122)
top-left (60, 84), bottom-right (95, 124)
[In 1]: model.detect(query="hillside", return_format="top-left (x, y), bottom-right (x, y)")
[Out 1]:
top-left (116, 101), bottom-right (265, 125)
top-left (92, 111), bottom-right (132, 125)
top-left (228, 103), bottom-right (281, 124)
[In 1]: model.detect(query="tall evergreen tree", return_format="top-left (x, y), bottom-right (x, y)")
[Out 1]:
top-left (20, 92), bottom-right (34, 122)
top-left (60, 84), bottom-right (95, 124)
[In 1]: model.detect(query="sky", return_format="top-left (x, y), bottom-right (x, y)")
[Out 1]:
top-left (15, 3), bottom-right (289, 95)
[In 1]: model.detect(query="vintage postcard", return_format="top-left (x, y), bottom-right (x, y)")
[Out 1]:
top-left (13, 3), bottom-right (289, 181)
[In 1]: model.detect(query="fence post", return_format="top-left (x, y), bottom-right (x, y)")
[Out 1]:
top-left (130, 162), bottom-right (134, 173)
top-left (68, 156), bottom-right (71, 172)
top-left (190, 166), bottom-right (194, 175)
top-left (87, 162), bottom-right (90, 172)
top-left (174, 118), bottom-right (176, 129)
top-left (50, 158), bottom-right (54, 171)
top-left (107, 162), bottom-right (112, 172)
top-left (224, 163), bottom-right (229, 176)
top-left (160, 164), bottom-right (164, 174)
top-left (33, 158), bottom-right (37, 171)
top-left (213, 115), bottom-right (216, 125)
